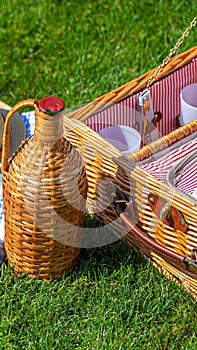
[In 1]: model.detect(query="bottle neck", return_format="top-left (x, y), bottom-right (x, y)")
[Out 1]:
top-left (34, 104), bottom-right (64, 143)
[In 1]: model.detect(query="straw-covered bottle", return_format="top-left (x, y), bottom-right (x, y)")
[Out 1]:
top-left (2, 97), bottom-right (88, 279)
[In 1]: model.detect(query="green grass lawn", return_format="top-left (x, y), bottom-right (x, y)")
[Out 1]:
top-left (0, 0), bottom-right (197, 349)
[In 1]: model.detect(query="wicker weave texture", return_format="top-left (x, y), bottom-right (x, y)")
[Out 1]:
top-left (63, 112), bottom-right (197, 299)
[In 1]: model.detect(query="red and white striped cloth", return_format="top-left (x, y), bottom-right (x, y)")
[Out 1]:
top-left (86, 59), bottom-right (197, 137)
top-left (142, 138), bottom-right (197, 196)
top-left (85, 59), bottom-right (197, 198)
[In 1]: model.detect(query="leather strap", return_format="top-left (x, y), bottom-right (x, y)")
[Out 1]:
top-left (120, 211), bottom-right (197, 277)
top-left (107, 181), bottom-right (197, 277)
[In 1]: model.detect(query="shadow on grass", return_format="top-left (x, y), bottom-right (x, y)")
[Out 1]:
top-left (75, 239), bottom-right (149, 281)
top-left (73, 213), bottom-right (149, 282)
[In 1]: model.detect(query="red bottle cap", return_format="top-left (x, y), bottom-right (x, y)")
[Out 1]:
top-left (38, 97), bottom-right (65, 115)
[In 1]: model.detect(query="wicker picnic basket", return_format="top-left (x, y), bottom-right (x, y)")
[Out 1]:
top-left (2, 97), bottom-right (88, 279)
top-left (1, 18), bottom-right (197, 297)
top-left (62, 18), bottom-right (197, 298)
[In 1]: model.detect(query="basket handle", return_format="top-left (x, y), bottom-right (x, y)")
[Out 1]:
top-left (2, 99), bottom-right (36, 172)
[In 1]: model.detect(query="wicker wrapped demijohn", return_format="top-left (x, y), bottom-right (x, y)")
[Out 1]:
top-left (2, 97), bottom-right (88, 279)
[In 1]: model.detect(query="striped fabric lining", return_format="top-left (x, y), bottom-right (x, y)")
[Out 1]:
top-left (141, 138), bottom-right (197, 197)
top-left (84, 60), bottom-right (197, 198)
top-left (85, 59), bottom-right (197, 137)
